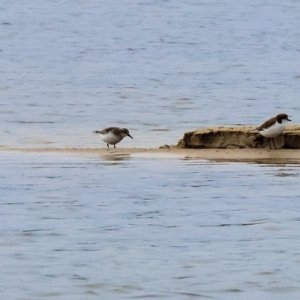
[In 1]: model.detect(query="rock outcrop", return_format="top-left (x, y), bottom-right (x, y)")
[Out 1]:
top-left (177, 126), bottom-right (300, 149)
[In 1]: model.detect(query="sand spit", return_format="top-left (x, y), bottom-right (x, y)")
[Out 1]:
top-left (177, 125), bottom-right (300, 149)
top-left (1, 146), bottom-right (300, 163)
top-left (1, 125), bottom-right (300, 162)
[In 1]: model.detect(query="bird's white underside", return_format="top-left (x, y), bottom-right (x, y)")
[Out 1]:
top-left (98, 132), bottom-right (125, 145)
top-left (259, 120), bottom-right (288, 138)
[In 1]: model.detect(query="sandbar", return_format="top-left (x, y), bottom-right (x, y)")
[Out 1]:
top-left (1, 146), bottom-right (300, 163)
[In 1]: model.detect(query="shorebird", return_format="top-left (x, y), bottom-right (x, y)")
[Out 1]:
top-left (253, 113), bottom-right (291, 149)
top-left (93, 127), bottom-right (133, 149)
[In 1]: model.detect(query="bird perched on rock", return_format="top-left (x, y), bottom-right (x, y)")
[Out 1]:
top-left (252, 113), bottom-right (291, 149)
top-left (94, 127), bottom-right (133, 148)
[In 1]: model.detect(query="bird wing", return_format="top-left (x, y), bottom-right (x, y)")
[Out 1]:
top-left (94, 127), bottom-right (119, 134)
top-left (257, 117), bottom-right (276, 131)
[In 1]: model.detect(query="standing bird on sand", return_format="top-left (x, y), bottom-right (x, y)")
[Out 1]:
top-left (253, 113), bottom-right (291, 149)
top-left (94, 127), bottom-right (133, 149)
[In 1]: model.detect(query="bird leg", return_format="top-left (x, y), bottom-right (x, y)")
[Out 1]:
top-left (114, 145), bottom-right (116, 148)
top-left (107, 143), bottom-right (109, 149)
top-left (272, 138), bottom-right (276, 149)
top-left (267, 138), bottom-right (272, 150)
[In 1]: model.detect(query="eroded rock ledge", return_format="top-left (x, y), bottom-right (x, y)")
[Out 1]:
top-left (177, 126), bottom-right (300, 149)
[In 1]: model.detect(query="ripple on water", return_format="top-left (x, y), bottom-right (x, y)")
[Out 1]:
top-left (1, 151), bottom-right (300, 298)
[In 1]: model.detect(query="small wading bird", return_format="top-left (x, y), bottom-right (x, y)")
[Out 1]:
top-left (94, 127), bottom-right (133, 149)
top-left (252, 113), bottom-right (291, 149)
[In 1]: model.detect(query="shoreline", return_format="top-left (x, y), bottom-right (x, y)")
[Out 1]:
top-left (1, 146), bottom-right (300, 163)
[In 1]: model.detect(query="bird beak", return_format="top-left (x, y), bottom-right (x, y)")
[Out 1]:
top-left (287, 118), bottom-right (291, 121)
top-left (128, 134), bottom-right (133, 139)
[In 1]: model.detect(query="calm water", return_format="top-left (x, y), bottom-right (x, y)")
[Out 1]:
top-left (1, 1), bottom-right (300, 299)
top-left (1, 152), bottom-right (300, 299)
top-left (1, 0), bottom-right (300, 148)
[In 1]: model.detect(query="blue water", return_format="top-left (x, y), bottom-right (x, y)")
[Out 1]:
top-left (1, 0), bottom-right (300, 148)
top-left (1, 152), bottom-right (300, 299)
top-left (1, 1), bottom-right (300, 299)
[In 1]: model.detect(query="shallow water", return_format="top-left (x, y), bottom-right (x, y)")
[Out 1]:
top-left (1, 0), bottom-right (300, 148)
top-left (1, 152), bottom-right (300, 299)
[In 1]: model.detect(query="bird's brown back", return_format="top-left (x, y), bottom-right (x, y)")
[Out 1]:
top-left (97, 127), bottom-right (121, 135)
top-left (257, 117), bottom-right (276, 131)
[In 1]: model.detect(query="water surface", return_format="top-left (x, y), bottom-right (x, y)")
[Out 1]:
top-left (1, 152), bottom-right (300, 299)
top-left (1, 0), bottom-right (300, 148)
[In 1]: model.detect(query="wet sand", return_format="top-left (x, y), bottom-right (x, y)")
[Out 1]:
top-left (2, 146), bottom-right (300, 163)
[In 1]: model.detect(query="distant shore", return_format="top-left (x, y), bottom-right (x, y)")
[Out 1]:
top-left (2, 146), bottom-right (300, 163)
